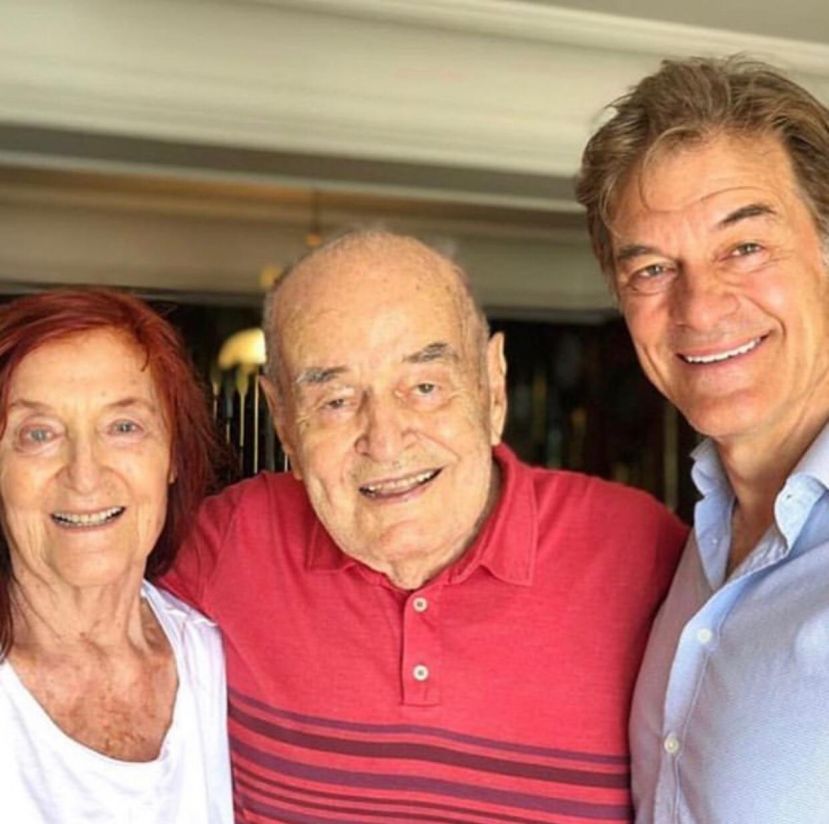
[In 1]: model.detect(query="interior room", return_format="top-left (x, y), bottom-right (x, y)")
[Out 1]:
top-left (2, 0), bottom-right (827, 518)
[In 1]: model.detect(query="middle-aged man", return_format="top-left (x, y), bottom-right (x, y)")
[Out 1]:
top-left (164, 230), bottom-right (686, 823)
top-left (578, 56), bottom-right (829, 823)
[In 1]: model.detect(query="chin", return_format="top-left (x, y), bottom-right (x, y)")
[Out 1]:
top-left (677, 390), bottom-right (765, 438)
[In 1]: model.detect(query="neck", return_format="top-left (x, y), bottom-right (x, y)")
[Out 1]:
top-left (10, 569), bottom-right (148, 655)
top-left (717, 400), bottom-right (829, 573)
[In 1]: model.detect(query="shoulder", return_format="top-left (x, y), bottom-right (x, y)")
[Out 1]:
top-left (191, 470), bottom-right (313, 546)
top-left (528, 465), bottom-right (687, 566)
top-left (143, 581), bottom-right (222, 654)
top-left (534, 464), bottom-right (681, 522)
top-left (200, 470), bottom-right (306, 518)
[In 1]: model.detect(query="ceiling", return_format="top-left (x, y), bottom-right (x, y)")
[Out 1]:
top-left (1, 0), bottom-right (828, 309)
top-left (526, 0), bottom-right (829, 44)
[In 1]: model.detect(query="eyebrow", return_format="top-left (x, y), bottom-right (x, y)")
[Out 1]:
top-left (615, 243), bottom-right (658, 266)
top-left (292, 342), bottom-right (459, 391)
top-left (615, 202), bottom-right (779, 267)
top-left (716, 202), bottom-right (777, 229)
top-left (295, 366), bottom-right (348, 387)
top-left (109, 397), bottom-right (160, 413)
top-left (404, 342), bottom-right (459, 365)
top-left (8, 397), bottom-right (160, 414)
top-left (7, 399), bottom-right (52, 414)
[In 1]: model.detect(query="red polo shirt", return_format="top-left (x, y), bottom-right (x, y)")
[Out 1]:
top-left (164, 445), bottom-right (685, 823)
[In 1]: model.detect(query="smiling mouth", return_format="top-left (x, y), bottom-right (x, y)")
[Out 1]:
top-left (359, 469), bottom-right (441, 499)
top-left (679, 335), bottom-right (765, 365)
top-left (51, 507), bottom-right (125, 528)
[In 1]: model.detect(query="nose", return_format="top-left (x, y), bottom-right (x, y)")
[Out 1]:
top-left (63, 435), bottom-right (105, 494)
top-left (355, 392), bottom-right (410, 463)
top-left (670, 263), bottom-right (739, 332)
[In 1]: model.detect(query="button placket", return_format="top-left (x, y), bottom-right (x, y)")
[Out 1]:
top-left (401, 586), bottom-right (442, 706)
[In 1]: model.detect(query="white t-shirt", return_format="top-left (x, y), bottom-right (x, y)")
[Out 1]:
top-left (0, 582), bottom-right (233, 824)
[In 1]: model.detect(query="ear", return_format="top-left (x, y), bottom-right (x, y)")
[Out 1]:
top-left (259, 374), bottom-right (303, 480)
top-left (485, 332), bottom-right (508, 446)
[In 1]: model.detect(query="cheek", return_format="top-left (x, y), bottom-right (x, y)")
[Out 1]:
top-left (624, 308), bottom-right (674, 367)
top-left (295, 438), bottom-right (356, 500)
top-left (623, 301), bottom-right (665, 345)
top-left (0, 481), bottom-right (50, 561)
top-left (121, 452), bottom-right (173, 506)
top-left (0, 458), bottom-right (46, 514)
top-left (425, 393), bottom-right (490, 437)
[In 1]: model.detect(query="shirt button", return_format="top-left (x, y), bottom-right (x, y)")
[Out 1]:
top-left (696, 628), bottom-right (713, 645)
top-left (412, 664), bottom-right (430, 682)
top-left (413, 597), bottom-right (428, 613)
top-left (664, 733), bottom-right (680, 755)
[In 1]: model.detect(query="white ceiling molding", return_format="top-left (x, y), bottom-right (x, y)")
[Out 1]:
top-left (2, 0), bottom-right (828, 182)
top-left (1, 0), bottom-right (828, 308)
top-left (0, 191), bottom-right (613, 312)
top-left (272, 0), bottom-right (829, 73)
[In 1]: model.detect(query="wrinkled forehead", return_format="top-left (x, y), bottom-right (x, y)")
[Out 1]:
top-left (614, 133), bottom-right (800, 222)
top-left (274, 251), bottom-right (475, 369)
top-left (1, 328), bottom-right (164, 427)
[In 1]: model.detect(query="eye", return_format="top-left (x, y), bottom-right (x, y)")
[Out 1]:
top-left (731, 242), bottom-right (762, 257)
top-left (21, 426), bottom-right (54, 444)
top-left (324, 397), bottom-right (347, 410)
top-left (626, 261), bottom-right (677, 293)
top-left (636, 263), bottom-right (669, 280)
top-left (14, 423), bottom-right (59, 451)
top-left (110, 419), bottom-right (142, 436)
top-left (414, 383), bottom-right (437, 395)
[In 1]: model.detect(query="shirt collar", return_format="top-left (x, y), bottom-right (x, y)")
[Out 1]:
top-left (691, 422), bottom-right (829, 499)
top-left (689, 439), bottom-right (733, 588)
top-left (690, 422), bottom-right (829, 579)
top-left (790, 421), bottom-right (829, 489)
top-left (444, 444), bottom-right (535, 587)
top-left (305, 443), bottom-right (535, 587)
top-left (690, 437), bottom-right (727, 497)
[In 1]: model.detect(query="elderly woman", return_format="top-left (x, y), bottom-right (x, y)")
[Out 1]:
top-left (0, 289), bottom-right (232, 822)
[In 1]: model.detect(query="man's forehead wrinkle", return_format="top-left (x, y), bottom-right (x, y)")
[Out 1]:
top-left (273, 232), bottom-right (484, 373)
top-left (615, 201), bottom-right (778, 257)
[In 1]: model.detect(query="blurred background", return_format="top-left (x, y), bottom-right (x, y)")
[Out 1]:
top-left (2, 0), bottom-right (828, 518)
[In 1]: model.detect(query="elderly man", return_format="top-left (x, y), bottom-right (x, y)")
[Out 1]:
top-left (578, 57), bottom-right (829, 823)
top-left (165, 230), bottom-right (685, 823)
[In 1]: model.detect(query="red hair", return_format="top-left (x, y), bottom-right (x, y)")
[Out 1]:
top-left (0, 289), bottom-right (224, 657)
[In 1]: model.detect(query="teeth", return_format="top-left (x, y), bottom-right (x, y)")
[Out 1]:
top-left (361, 470), bottom-right (438, 496)
top-left (683, 337), bottom-right (762, 365)
top-left (52, 507), bottom-right (124, 527)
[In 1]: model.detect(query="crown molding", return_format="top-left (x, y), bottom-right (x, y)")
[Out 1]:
top-left (268, 0), bottom-right (829, 74)
top-left (1, 0), bottom-right (828, 187)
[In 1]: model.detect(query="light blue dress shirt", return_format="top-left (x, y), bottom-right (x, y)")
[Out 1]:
top-left (630, 424), bottom-right (829, 824)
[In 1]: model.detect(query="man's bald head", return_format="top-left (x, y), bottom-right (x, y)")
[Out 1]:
top-left (262, 231), bottom-right (490, 394)
top-left (258, 229), bottom-right (507, 589)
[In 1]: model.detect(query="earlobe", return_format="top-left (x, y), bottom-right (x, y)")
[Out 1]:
top-left (486, 333), bottom-right (508, 446)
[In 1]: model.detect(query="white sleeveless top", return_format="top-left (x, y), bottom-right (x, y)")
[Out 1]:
top-left (0, 582), bottom-right (233, 823)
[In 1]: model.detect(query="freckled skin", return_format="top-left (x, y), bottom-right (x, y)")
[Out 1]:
top-left (262, 235), bottom-right (508, 590)
top-left (0, 331), bottom-right (173, 591)
top-left (1, 330), bottom-right (178, 761)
